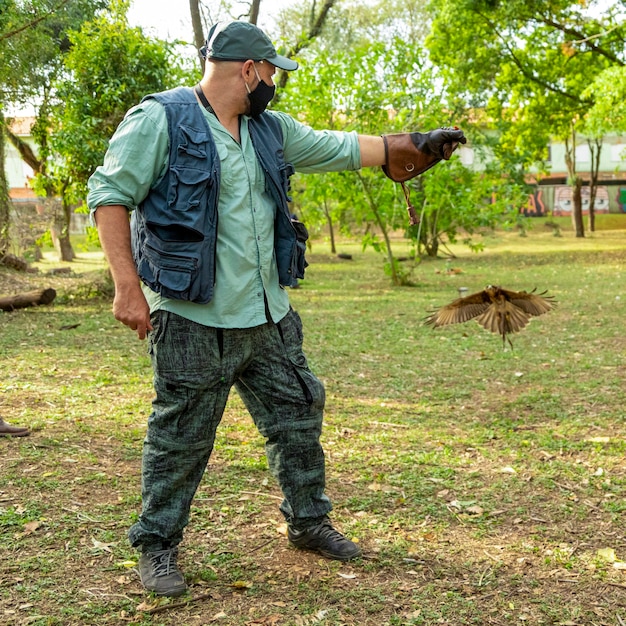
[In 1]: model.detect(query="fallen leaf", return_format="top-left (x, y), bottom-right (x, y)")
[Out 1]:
top-left (500, 466), bottom-right (516, 474)
top-left (466, 505), bottom-right (484, 516)
top-left (91, 538), bottom-right (116, 553)
top-left (613, 562), bottom-right (626, 570)
top-left (338, 572), bottom-right (357, 579)
top-left (232, 580), bottom-right (253, 590)
top-left (449, 499), bottom-right (476, 509)
top-left (246, 615), bottom-right (282, 625)
top-left (23, 521), bottom-right (41, 534)
top-left (597, 547), bottom-right (616, 563)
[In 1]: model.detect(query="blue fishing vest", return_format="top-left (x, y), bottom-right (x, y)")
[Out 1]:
top-left (130, 86), bottom-right (306, 304)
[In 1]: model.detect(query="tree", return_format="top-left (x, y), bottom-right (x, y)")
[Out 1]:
top-left (0, 0), bottom-right (106, 258)
top-left (276, 1), bottom-right (526, 282)
top-left (32, 0), bottom-right (189, 260)
top-left (427, 0), bottom-right (625, 237)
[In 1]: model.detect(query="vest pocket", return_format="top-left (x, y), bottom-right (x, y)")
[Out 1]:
top-left (169, 167), bottom-right (215, 231)
top-left (143, 243), bottom-right (197, 300)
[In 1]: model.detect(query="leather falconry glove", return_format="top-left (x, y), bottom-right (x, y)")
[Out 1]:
top-left (382, 127), bottom-right (467, 224)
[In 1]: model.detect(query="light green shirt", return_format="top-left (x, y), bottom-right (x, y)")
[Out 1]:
top-left (87, 98), bottom-right (361, 329)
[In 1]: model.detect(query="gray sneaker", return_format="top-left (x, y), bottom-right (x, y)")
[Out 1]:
top-left (137, 548), bottom-right (187, 597)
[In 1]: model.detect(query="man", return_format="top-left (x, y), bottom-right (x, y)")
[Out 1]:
top-left (0, 417), bottom-right (30, 437)
top-left (87, 20), bottom-right (465, 597)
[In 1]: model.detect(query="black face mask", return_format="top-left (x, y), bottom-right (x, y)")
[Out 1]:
top-left (247, 66), bottom-right (275, 118)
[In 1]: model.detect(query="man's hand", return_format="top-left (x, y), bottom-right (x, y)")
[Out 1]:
top-left (94, 205), bottom-right (153, 340)
top-left (417, 127), bottom-right (467, 160)
top-left (382, 127), bottom-right (467, 182)
top-left (112, 283), bottom-right (153, 340)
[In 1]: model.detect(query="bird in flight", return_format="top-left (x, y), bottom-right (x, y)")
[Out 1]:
top-left (424, 285), bottom-right (556, 347)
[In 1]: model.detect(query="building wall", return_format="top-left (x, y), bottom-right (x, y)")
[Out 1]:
top-left (6, 134), bottom-right (37, 197)
top-left (524, 183), bottom-right (626, 217)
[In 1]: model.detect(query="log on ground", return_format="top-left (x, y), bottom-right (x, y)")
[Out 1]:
top-left (0, 288), bottom-right (57, 312)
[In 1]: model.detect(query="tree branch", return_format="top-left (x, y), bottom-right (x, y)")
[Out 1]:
top-left (0, 0), bottom-right (71, 42)
top-left (537, 15), bottom-right (624, 67)
top-left (276, 0), bottom-right (337, 92)
top-left (474, 9), bottom-right (585, 104)
top-left (4, 121), bottom-right (42, 173)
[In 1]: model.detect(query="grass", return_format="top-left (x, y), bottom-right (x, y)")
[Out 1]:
top-left (1, 225), bottom-right (626, 625)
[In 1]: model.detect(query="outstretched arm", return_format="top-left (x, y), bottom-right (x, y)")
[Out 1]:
top-left (95, 205), bottom-right (153, 340)
top-left (358, 135), bottom-right (386, 168)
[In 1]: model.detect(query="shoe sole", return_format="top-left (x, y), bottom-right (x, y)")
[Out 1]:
top-left (290, 542), bottom-right (362, 562)
top-left (145, 585), bottom-right (188, 597)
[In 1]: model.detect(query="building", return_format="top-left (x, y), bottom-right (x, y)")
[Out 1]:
top-left (458, 134), bottom-right (626, 216)
top-left (5, 116), bottom-right (88, 235)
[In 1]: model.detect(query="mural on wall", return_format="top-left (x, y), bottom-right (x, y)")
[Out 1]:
top-left (523, 185), bottom-right (613, 216)
top-left (526, 189), bottom-right (546, 216)
top-left (553, 185), bottom-right (610, 216)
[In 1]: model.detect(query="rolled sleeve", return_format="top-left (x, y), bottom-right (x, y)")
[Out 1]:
top-left (87, 100), bottom-right (169, 219)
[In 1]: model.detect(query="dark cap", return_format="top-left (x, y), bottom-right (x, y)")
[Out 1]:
top-left (200, 21), bottom-right (298, 71)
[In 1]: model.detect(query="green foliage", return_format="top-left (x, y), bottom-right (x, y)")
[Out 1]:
top-left (583, 66), bottom-right (626, 135)
top-left (406, 157), bottom-right (527, 257)
top-left (33, 1), bottom-right (187, 205)
top-left (279, 24), bottom-right (499, 276)
top-left (0, 0), bottom-right (106, 253)
top-left (0, 0), bottom-right (106, 104)
top-left (427, 0), bottom-right (625, 149)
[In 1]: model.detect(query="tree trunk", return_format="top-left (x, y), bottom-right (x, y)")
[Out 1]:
top-left (275, 0), bottom-right (337, 98)
top-left (428, 210), bottom-right (440, 257)
top-left (357, 172), bottom-right (399, 284)
top-left (188, 0), bottom-right (205, 74)
top-left (0, 288), bottom-right (56, 311)
top-left (249, 0), bottom-right (261, 24)
top-left (587, 138), bottom-right (602, 233)
top-left (571, 177), bottom-right (584, 238)
top-left (0, 111), bottom-right (11, 256)
top-left (564, 130), bottom-right (585, 238)
top-left (323, 199), bottom-right (336, 254)
top-left (5, 121), bottom-right (41, 171)
top-left (50, 195), bottom-right (75, 262)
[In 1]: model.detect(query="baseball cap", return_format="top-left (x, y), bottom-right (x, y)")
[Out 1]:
top-left (200, 21), bottom-right (298, 71)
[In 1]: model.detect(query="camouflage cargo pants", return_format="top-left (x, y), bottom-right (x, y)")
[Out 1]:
top-left (128, 308), bottom-right (331, 551)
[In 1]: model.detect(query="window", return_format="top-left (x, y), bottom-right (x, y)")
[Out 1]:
top-left (575, 144), bottom-right (590, 163)
top-left (611, 144), bottom-right (625, 162)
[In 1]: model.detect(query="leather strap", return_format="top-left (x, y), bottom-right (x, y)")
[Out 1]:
top-left (194, 84), bottom-right (215, 116)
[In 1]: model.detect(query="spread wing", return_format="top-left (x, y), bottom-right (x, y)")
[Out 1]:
top-left (475, 300), bottom-right (531, 343)
top-left (501, 288), bottom-right (557, 317)
top-left (424, 289), bottom-right (492, 327)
